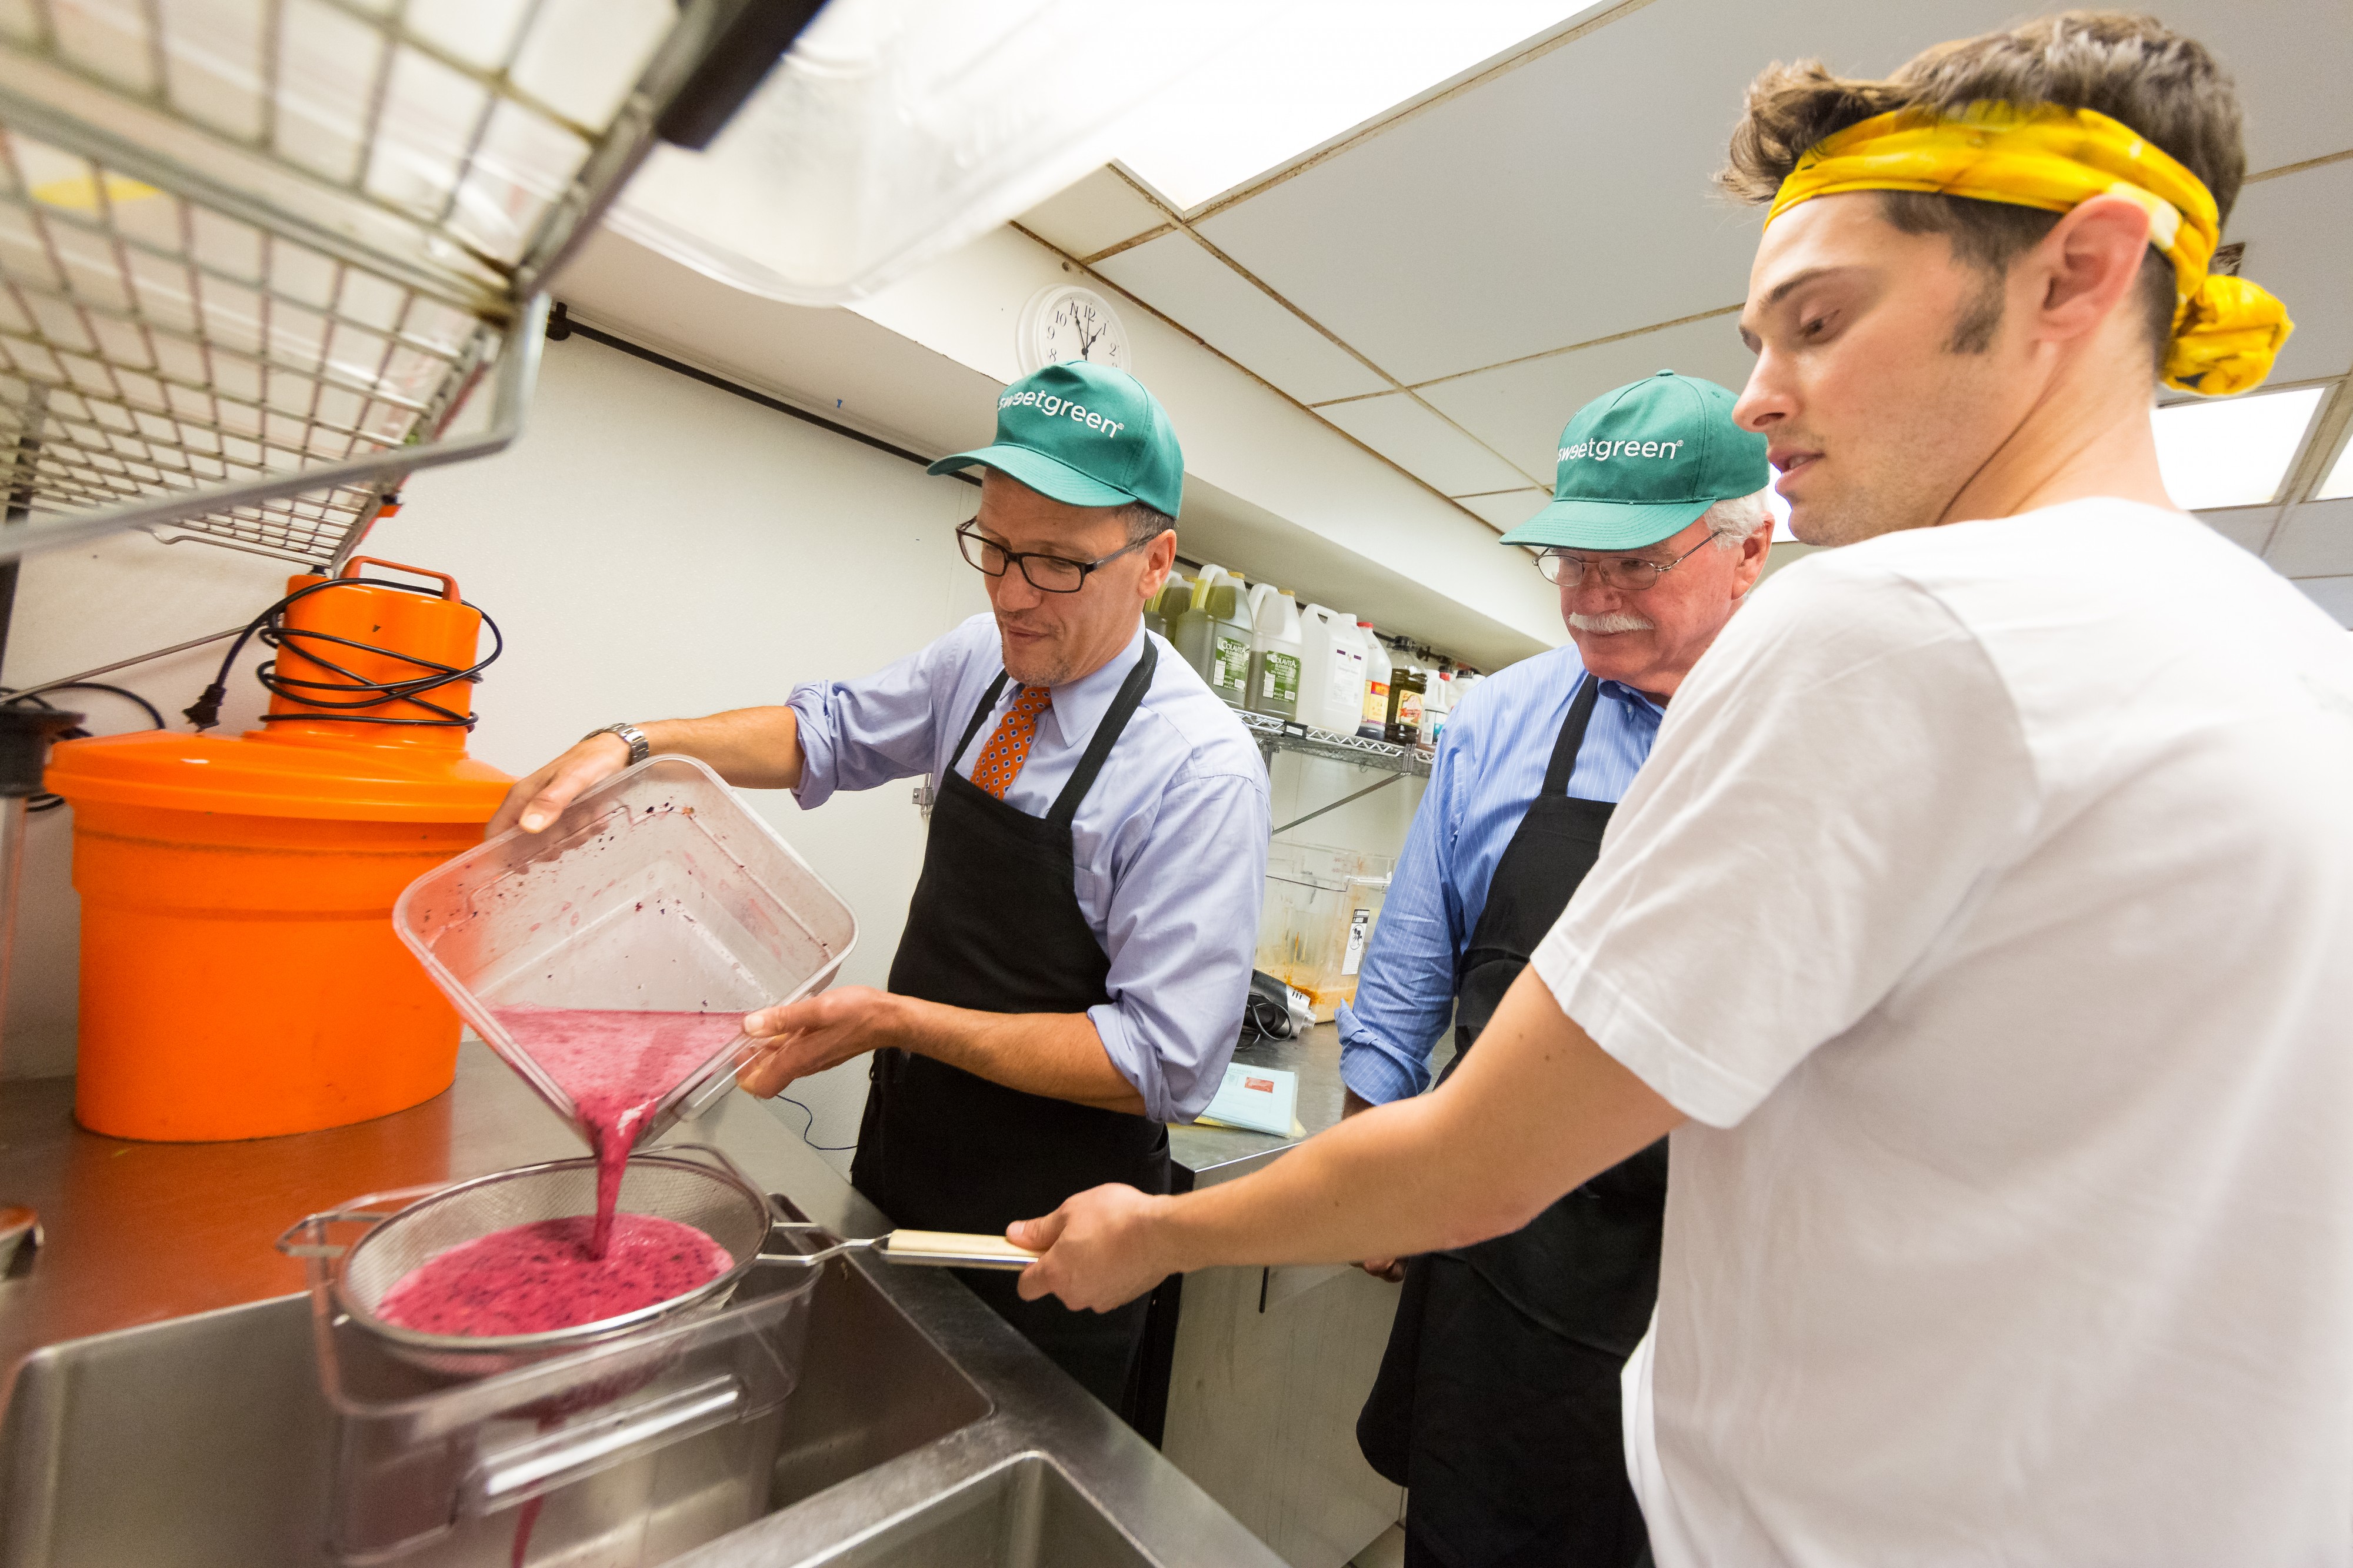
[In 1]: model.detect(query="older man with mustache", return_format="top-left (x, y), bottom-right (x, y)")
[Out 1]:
top-left (1335, 371), bottom-right (1772, 1568)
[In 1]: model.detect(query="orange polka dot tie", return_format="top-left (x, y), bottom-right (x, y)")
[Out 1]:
top-left (972, 684), bottom-right (1052, 800)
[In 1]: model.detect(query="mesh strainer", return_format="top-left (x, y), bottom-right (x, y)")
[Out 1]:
top-left (288, 1143), bottom-right (775, 1380)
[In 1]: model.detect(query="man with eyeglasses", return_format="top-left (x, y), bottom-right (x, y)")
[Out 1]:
top-left (488, 360), bottom-right (1269, 1420)
top-left (1338, 371), bottom-right (1771, 1568)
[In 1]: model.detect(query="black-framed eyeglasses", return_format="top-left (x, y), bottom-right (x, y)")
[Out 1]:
top-left (956, 522), bottom-right (1155, 593)
top-left (1535, 533), bottom-right (1715, 592)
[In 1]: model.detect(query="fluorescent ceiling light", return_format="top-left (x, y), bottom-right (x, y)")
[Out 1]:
top-left (2152, 386), bottom-right (2325, 511)
top-left (1116, 1), bottom-right (1606, 212)
top-left (2318, 421), bottom-right (2353, 502)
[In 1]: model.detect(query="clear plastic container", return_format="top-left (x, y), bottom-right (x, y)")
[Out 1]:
top-left (393, 756), bottom-right (858, 1151)
top-left (1256, 843), bottom-right (1394, 1022)
top-left (284, 1176), bottom-right (823, 1564)
top-left (605, 0), bottom-right (1255, 305)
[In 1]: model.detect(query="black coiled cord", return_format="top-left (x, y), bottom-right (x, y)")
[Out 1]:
top-left (184, 575), bottom-right (502, 733)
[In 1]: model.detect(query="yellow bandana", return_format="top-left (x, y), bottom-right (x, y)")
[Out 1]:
top-left (1766, 102), bottom-right (2293, 397)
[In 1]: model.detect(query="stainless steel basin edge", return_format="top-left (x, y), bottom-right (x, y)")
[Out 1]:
top-left (671, 1250), bottom-right (1283, 1568)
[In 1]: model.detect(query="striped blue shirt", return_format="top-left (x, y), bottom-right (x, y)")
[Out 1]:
top-left (1337, 644), bottom-right (1664, 1103)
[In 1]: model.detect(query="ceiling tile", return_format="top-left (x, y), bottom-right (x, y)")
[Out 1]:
top-left (1095, 230), bottom-right (1391, 406)
top-left (1317, 393), bottom-right (1541, 496)
top-left (2158, 0), bottom-right (2353, 174)
top-left (1016, 167), bottom-right (1168, 261)
top-left (1456, 488), bottom-right (1552, 531)
top-left (2219, 159), bottom-right (2353, 386)
top-left (2197, 506), bottom-right (2278, 553)
top-left (1418, 313), bottom-right (1756, 478)
top-left (2292, 575), bottom-right (2353, 628)
top-left (2264, 496), bottom-right (2353, 577)
top-left (1189, 0), bottom-right (2348, 386)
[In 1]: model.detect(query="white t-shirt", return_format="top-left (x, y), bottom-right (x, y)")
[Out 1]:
top-left (1532, 498), bottom-right (2353, 1567)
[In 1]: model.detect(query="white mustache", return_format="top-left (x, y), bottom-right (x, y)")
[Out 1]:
top-left (1568, 612), bottom-right (1654, 634)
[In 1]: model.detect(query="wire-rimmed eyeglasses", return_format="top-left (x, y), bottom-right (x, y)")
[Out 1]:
top-left (1535, 533), bottom-right (1715, 592)
top-left (956, 522), bottom-right (1155, 593)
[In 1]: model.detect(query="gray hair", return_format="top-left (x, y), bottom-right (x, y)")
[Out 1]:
top-left (1120, 501), bottom-right (1175, 545)
top-left (1702, 487), bottom-right (1775, 549)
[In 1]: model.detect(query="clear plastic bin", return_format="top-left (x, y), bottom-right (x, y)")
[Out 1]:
top-left (284, 1180), bottom-right (824, 1564)
top-left (393, 756), bottom-right (858, 1150)
top-left (1257, 843), bottom-right (1392, 1023)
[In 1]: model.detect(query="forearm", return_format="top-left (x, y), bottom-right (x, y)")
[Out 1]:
top-left (896, 998), bottom-right (1146, 1115)
top-left (1162, 969), bottom-right (1681, 1272)
top-left (639, 706), bottom-right (805, 790)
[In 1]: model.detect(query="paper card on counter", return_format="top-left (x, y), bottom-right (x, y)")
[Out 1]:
top-left (1193, 1062), bottom-right (1299, 1137)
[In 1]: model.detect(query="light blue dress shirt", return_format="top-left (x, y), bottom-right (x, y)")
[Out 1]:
top-left (1337, 644), bottom-right (1664, 1105)
top-left (788, 614), bottom-right (1271, 1123)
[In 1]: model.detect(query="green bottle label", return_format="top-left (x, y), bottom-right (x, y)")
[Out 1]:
top-left (1261, 650), bottom-right (1301, 705)
top-left (1213, 634), bottom-right (1251, 696)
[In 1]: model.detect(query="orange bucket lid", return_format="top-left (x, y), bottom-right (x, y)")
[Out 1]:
top-left (46, 729), bottom-right (512, 822)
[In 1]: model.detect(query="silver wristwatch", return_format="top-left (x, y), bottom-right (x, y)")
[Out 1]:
top-left (584, 721), bottom-right (651, 767)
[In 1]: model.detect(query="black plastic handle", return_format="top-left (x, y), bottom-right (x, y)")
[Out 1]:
top-left (656, 0), bottom-right (829, 151)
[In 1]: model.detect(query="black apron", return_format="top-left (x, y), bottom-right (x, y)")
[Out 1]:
top-left (852, 642), bottom-right (1172, 1419)
top-left (1358, 674), bottom-right (1667, 1568)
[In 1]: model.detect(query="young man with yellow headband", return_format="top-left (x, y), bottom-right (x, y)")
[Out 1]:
top-left (1005, 15), bottom-right (2353, 1563)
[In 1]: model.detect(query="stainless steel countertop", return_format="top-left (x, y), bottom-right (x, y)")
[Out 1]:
top-left (1167, 1023), bottom-right (1349, 1187)
top-left (1170, 1022), bottom-right (1451, 1189)
top-left (0, 1045), bottom-right (1282, 1567)
top-left (0, 1043), bottom-right (891, 1399)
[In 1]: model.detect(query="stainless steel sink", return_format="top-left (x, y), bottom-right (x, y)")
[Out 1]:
top-left (0, 1059), bottom-right (1282, 1568)
top-left (798, 1455), bottom-right (1154, 1567)
top-left (0, 1253), bottom-right (989, 1567)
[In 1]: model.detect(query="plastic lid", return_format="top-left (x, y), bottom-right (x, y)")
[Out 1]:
top-left (45, 729), bottom-right (512, 822)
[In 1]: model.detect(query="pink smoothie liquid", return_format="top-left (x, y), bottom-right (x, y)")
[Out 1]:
top-left (374, 1212), bottom-right (733, 1336)
top-left (492, 1006), bottom-right (747, 1256)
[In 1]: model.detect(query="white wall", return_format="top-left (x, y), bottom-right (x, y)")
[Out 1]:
top-left (556, 226), bottom-right (1562, 673)
top-left (4, 533), bottom-right (288, 1079)
top-left (4, 335), bottom-right (992, 1171)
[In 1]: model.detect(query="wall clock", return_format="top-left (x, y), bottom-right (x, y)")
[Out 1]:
top-left (1016, 283), bottom-right (1133, 376)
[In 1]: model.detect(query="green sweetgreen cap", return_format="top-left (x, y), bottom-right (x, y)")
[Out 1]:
top-left (929, 360), bottom-right (1185, 518)
top-left (1499, 371), bottom-right (1768, 551)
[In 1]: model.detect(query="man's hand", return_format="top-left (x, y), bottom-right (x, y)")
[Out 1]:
top-left (1010, 1185), bottom-right (1179, 1313)
top-left (737, 986), bottom-right (905, 1097)
top-left (1342, 1086), bottom-right (1407, 1282)
top-left (488, 732), bottom-right (631, 837)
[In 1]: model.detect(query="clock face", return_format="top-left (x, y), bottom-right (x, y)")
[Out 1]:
top-left (1018, 285), bottom-right (1132, 376)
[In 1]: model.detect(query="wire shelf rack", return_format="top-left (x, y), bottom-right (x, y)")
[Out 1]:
top-left (1238, 708), bottom-right (1432, 779)
top-left (0, 0), bottom-right (744, 566)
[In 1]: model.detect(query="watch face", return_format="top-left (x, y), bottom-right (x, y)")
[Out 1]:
top-left (1020, 285), bottom-right (1131, 375)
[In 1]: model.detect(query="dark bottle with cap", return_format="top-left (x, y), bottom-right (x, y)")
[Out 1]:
top-left (1384, 662), bottom-right (1427, 745)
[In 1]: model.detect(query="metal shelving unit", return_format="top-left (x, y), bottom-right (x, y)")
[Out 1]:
top-left (1239, 708), bottom-right (1431, 838)
top-left (0, 0), bottom-right (759, 566)
top-left (1239, 708), bottom-right (1432, 779)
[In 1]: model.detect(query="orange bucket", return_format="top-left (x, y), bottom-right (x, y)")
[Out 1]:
top-left (45, 558), bottom-right (513, 1141)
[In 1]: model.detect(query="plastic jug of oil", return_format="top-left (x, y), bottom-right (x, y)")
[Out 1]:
top-left (1247, 585), bottom-right (1303, 720)
top-left (1298, 604), bottom-right (1366, 735)
top-left (1148, 573), bottom-right (1193, 644)
top-left (1201, 569), bottom-right (1254, 707)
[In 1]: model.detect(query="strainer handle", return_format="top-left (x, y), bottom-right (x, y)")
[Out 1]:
top-left (273, 1198), bottom-right (427, 1258)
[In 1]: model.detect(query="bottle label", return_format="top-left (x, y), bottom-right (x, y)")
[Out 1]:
top-left (1260, 651), bottom-right (1300, 705)
top-left (1341, 907), bottom-right (1372, 976)
top-left (1361, 679), bottom-right (1390, 725)
top-left (1212, 635), bottom-right (1250, 698)
top-left (1398, 690), bottom-right (1424, 727)
top-left (1331, 660), bottom-right (1363, 713)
